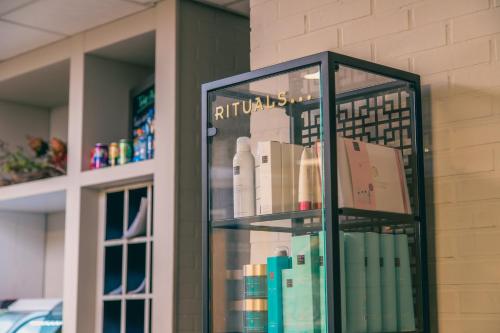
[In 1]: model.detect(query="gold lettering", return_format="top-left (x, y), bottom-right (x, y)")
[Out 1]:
top-left (266, 95), bottom-right (275, 109)
top-left (226, 104), bottom-right (230, 118)
top-left (255, 97), bottom-right (263, 111)
top-left (278, 91), bottom-right (287, 107)
top-left (232, 102), bottom-right (240, 116)
top-left (243, 99), bottom-right (252, 114)
top-left (215, 106), bottom-right (224, 120)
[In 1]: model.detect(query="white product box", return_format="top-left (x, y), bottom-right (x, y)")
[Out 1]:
top-left (256, 141), bottom-right (283, 215)
top-left (281, 143), bottom-right (304, 212)
top-left (338, 137), bottom-right (412, 214)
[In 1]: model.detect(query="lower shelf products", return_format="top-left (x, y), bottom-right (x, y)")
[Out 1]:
top-left (245, 299), bottom-right (268, 333)
top-left (267, 251), bottom-right (291, 333)
top-left (380, 234), bottom-right (398, 332)
top-left (244, 264), bottom-right (268, 299)
top-left (365, 232), bottom-right (382, 332)
top-left (281, 269), bottom-right (295, 332)
top-left (345, 232), bottom-right (368, 333)
top-left (256, 231), bottom-right (414, 333)
top-left (395, 234), bottom-right (416, 332)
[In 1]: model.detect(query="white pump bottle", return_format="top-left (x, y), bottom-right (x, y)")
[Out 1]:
top-left (233, 137), bottom-right (256, 218)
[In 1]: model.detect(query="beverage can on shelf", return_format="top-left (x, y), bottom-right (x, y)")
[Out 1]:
top-left (108, 142), bottom-right (119, 166)
top-left (119, 139), bottom-right (132, 165)
top-left (92, 143), bottom-right (108, 169)
top-left (146, 134), bottom-right (154, 160)
top-left (138, 136), bottom-right (147, 161)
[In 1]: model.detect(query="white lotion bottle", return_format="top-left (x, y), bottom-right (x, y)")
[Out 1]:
top-left (233, 137), bottom-right (256, 218)
top-left (298, 147), bottom-right (313, 211)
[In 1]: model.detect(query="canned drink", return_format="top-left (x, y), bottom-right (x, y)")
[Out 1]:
top-left (138, 136), bottom-right (147, 161)
top-left (119, 139), bottom-right (132, 165)
top-left (109, 142), bottom-right (119, 166)
top-left (93, 143), bottom-right (108, 169)
top-left (146, 134), bottom-right (154, 160)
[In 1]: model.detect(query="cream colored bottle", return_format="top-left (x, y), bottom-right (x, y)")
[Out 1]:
top-left (233, 137), bottom-right (256, 218)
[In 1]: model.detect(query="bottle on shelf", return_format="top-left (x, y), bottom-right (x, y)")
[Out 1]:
top-left (233, 137), bottom-right (256, 218)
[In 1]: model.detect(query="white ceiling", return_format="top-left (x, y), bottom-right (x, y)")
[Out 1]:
top-left (0, 0), bottom-right (156, 61)
top-left (0, 0), bottom-right (249, 63)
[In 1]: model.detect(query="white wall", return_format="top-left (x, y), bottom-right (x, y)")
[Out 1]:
top-left (50, 105), bottom-right (68, 143)
top-left (0, 212), bottom-right (46, 299)
top-left (44, 211), bottom-right (65, 298)
top-left (0, 100), bottom-right (50, 150)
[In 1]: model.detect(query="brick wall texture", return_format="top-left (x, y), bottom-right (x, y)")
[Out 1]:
top-left (249, 0), bottom-right (500, 332)
top-left (177, 2), bottom-right (249, 333)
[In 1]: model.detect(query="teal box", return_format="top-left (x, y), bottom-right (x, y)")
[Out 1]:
top-left (344, 232), bottom-right (367, 333)
top-left (267, 256), bottom-right (291, 333)
top-left (395, 234), bottom-right (416, 332)
top-left (281, 269), bottom-right (295, 332)
top-left (291, 234), bottom-right (321, 333)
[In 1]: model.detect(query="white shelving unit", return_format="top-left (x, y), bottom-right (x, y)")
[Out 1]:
top-left (97, 182), bottom-right (153, 333)
top-left (0, 1), bottom-right (250, 332)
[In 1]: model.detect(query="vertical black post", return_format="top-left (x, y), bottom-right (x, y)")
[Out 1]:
top-left (322, 52), bottom-right (342, 333)
top-left (413, 78), bottom-right (430, 333)
top-left (201, 85), bottom-right (209, 333)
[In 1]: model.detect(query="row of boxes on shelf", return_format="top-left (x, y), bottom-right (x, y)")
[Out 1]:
top-left (242, 231), bottom-right (415, 333)
top-left (233, 136), bottom-right (411, 218)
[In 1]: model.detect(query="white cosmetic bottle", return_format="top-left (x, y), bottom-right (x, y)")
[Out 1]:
top-left (233, 137), bottom-right (256, 218)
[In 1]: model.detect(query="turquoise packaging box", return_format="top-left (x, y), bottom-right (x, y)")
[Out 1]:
top-left (395, 234), bottom-right (416, 331)
top-left (291, 234), bottom-right (321, 333)
top-left (380, 233), bottom-right (397, 332)
top-left (365, 232), bottom-right (382, 332)
top-left (267, 255), bottom-right (291, 333)
top-left (281, 268), bottom-right (295, 332)
top-left (344, 232), bottom-right (367, 333)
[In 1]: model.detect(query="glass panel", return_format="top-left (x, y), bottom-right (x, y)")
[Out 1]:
top-left (335, 65), bottom-right (421, 333)
top-left (208, 65), bottom-right (328, 333)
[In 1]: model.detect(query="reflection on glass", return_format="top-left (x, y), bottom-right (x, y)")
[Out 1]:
top-left (208, 65), bottom-right (327, 333)
top-left (336, 65), bottom-right (419, 333)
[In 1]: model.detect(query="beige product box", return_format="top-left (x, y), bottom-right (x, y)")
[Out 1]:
top-left (281, 143), bottom-right (304, 212)
top-left (338, 137), bottom-right (412, 214)
top-left (256, 141), bottom-right (282, 215)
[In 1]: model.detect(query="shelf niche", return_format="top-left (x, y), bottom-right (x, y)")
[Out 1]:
top-left (82, 31), bottom-right (156, 171)
top-left (0, 60), bottom-right (69, 187)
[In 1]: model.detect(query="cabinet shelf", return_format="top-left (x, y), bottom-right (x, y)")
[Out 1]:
top-left (211, 209), bottom-right (322, 233)
top-left (339, 208), bottom-right (418, 229)
top-left (210, 208), bottom-right (417, 232)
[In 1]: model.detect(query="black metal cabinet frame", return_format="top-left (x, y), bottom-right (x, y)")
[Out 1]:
top-left (201, 51), bottom-right (429, 333)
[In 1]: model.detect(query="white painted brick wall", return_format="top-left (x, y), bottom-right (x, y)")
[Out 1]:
top-left (249, 0), bottom-right (500, 330)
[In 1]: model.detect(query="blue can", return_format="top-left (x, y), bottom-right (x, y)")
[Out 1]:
top-left (138, 136), bottom-right (147, 161)
top-left (147, 134), bottom-right (154, 159)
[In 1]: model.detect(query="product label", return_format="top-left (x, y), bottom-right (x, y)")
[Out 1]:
top-left (233, 166), bottom-right (240, 175)
top-left (286, 279), bottom-right (293, 288)
top-left (345, 140), bottom-right (376, 210)
top-left (297, 255), bottom-right (305, 265)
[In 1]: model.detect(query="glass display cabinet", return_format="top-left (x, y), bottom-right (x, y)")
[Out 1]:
top-left (202, 52), bottom-right (429, 333)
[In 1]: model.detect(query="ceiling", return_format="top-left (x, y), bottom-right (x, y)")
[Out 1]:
top-left (0, 0), bottom-right (249, 63)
